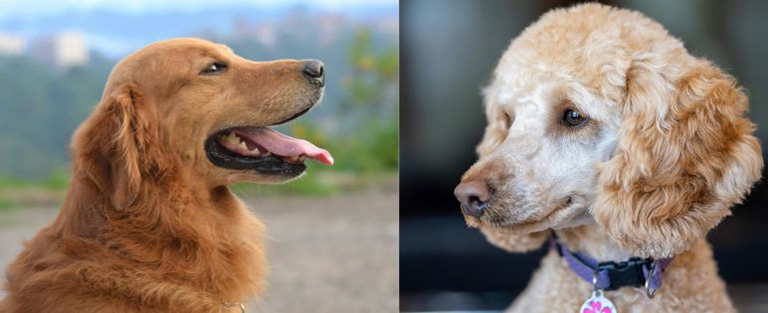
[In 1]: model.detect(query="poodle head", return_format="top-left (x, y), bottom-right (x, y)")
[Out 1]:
top-left (456, 3), bottom-right (762, 257)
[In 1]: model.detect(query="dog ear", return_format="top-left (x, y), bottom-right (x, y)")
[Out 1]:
top-left (594, 55), bottom-right (763, 258)
top-left (73, 84), bottom-right (164, 210)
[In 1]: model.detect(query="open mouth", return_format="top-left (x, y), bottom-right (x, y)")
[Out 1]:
top-left (205, 126), bottom-right (334, 178)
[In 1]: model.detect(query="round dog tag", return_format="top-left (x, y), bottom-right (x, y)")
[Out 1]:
top-left (580, 290), bottom-right (617, 313)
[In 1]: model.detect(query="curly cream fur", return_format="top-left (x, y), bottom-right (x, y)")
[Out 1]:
top-left (459, 4), bottom-right (762, 312)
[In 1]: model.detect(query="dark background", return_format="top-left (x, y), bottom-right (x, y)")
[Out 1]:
top-left (400, 0), bottom-right (768, 311)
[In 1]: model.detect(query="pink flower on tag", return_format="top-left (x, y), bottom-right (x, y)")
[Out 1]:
top-left (583, 301), bottom-right (612, 313)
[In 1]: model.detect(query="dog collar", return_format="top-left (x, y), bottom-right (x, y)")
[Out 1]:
top-left (549, 237), bottom-right (673, 297)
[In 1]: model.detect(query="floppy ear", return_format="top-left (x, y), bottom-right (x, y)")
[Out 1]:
top-left (73, 84), bottom-right (164, 210)
top-left (594, 55), bottom-right (763, 258)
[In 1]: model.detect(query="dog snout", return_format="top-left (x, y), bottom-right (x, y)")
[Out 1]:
top-left (302, 60), bottom-right (325, 87)
top-left (454, 181), bottom-right (492, 218)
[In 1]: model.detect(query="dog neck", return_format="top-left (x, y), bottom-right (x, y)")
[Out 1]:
top-left (61, 165), bottom-right (247, 231)
top-left (54, 168), bottom-right (264, 305)
top-left (554, 224), bottom-right (636, 262)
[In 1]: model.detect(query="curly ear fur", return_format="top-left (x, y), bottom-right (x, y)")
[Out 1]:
top-left (72, 84), bottom-right (166, 210)
top-left (594, 54), bottom-right (763, 258)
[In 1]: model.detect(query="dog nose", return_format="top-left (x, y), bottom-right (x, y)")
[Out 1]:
top-left (302, 60), bottom-right (325, 87)
top-left (454, 181), bottom-right (491, 218)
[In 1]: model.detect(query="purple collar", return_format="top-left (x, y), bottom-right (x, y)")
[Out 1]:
top-left (550, 237), bottom-right (673, 296)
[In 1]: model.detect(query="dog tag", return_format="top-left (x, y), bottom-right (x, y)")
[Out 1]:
top-left (580, 290), bottom-right (617, 313)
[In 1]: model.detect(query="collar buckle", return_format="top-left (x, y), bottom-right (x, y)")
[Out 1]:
top-left (597, 257), bottom-right (651, 291)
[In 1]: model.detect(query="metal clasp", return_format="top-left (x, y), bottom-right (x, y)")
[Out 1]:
top-left (592, 269), bottom-right (599, 293)
top-left (645, 262), bottom-right (658, 299)
top-left (591, 268), bottom-right (607, 299)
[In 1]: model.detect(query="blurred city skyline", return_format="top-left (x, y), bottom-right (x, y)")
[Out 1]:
top-left (0, 0), bottom-right (397, 20)
top-left (0, 0), bottom-right (398, 59)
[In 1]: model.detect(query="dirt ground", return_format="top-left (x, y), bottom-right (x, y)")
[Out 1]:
top-left (0, 186), bottom-right (398, 313)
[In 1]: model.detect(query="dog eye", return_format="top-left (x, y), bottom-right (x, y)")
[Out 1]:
top-left (201, 62), bottom-right (228, 75)
top-left (563, 109), bottom-right (588, 127)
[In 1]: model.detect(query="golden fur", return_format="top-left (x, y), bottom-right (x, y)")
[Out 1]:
top-left (459, 4), bottom-right (762, 312)
top-left (1, 38), bottom-right (322, 312)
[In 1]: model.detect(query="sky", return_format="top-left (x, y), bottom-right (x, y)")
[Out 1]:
top-left (0, 0), bottom-right (398, 21)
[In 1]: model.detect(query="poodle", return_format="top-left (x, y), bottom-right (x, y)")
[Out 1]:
top-left (455, 4), bottom-right (762, 312)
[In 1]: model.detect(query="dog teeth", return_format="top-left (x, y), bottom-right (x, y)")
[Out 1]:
top-left (220, 131), bottom-right (274, 157)
top-left (245, 145), bottom-right (260, 156)
top-left (227, 132), bottom-right (239, 143)
top-left (221, 132), bottom-right (242, 149)
top-left (282, 155), bottom-right (306, 164)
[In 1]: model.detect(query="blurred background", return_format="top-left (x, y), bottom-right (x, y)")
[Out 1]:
top-left (401, 0), bottom-right (768, 312)
top-left (0, 0), bottom-right (398, 312)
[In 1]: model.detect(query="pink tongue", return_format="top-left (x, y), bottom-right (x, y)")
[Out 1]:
top-left (235, 128), bottom-right (334, 165)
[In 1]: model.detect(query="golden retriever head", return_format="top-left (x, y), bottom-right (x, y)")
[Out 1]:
top-left (73, 38), bottom-right (332, 209)
top-left (455, 4), bottom-right (762, 258)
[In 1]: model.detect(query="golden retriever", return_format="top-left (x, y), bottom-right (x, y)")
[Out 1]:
top-left (455, 4), bottom-right (762, 312)
top-left (0, 38), bottom-right (333, 313)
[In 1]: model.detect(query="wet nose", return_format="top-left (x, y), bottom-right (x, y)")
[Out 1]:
top-left (454, 181), bottom-right (491, 218)
top-left (302, 60), bottom-right (325, 87)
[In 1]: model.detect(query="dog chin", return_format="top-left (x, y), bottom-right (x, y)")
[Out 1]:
top-left (468, 205), bottom-right (592, 235)
top-left (466, 216), bottom-right (547, 235)
top-left (223, 171), bottom-right (306, 185)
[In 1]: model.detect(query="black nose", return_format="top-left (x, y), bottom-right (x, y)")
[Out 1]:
top-left (454, 181), bottom-right (491, 218)
top-left (302, 60), bottom-right (325, 87)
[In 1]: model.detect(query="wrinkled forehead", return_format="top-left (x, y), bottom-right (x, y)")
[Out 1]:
top-left (151, 41), bottom-right (234, 62)
top-left (487, 19), bottom-right (631, 108)
top-left (485, 45), bottom-right (624, 125)
top-left (125, 41), bottom-right (234, 74)
top-left (104, 40), bottom-right (237, 97)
